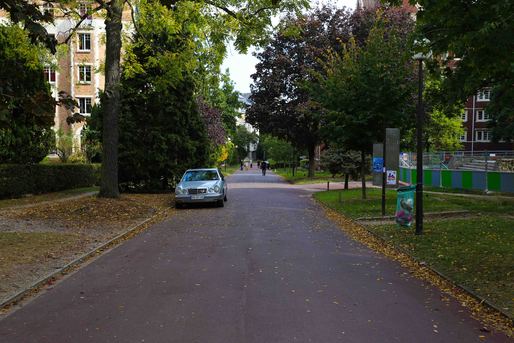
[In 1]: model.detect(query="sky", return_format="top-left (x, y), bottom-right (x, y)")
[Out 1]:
top-left (220, 0), bottom-right (357, 94)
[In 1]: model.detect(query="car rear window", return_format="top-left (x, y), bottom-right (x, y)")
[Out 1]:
top-left (182, 170), bottom-right (220, 181)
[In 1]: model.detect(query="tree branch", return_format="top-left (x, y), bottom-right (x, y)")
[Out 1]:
top-left (60, 3), bottom-right (106, 45)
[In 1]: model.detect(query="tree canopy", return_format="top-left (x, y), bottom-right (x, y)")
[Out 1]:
top-left (247, 5), bottom-right (353, 177)
top-left (311, 11), bottom-right (416, 197)
top-left (389, 0), bottom-right (514, 141)
top-left (0, 25), bottom-right (55, 164)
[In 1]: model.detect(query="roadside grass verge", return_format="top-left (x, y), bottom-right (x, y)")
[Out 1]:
top-left (315, 188), bottom-right (514, 319)
top-left (0, 187), bottom-right (99, 209)
top-left (220, 165), bottom-right (240, 176)
top-left (314, 188), bottom-right (514, 219)
top-left (274, 168), bottom-right (346, 184)
top-left (369, 217), bottom-right (514, 318)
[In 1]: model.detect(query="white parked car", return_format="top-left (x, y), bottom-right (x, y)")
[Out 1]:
top-left (174, 168), bottom-right (227, 208)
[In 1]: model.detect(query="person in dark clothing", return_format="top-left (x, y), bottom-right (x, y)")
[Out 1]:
top-left (240, 161), bottom-right (243, 171)
top-left (261, 161), bottom-right (267, 176)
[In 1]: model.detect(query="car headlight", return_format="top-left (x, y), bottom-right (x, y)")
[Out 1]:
top-left (175, 187), bottom-right (185, 195)
top-left (213, 185), bottom-right (221, 193)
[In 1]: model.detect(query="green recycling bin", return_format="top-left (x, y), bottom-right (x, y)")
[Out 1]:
top-left (395, 185), bottom-right (416, 227)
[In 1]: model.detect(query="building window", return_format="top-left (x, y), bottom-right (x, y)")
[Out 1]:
top-left (78, 33), bottom-right (91, 51)
top-left (460, 131), bottom-right (467, 142)
top-left (476, 110), bottom-right (490, 122)
top-left (461, 111), bottom-right (468, 122)
top-left (78, 65), bottom-right (92, 83)
top-left (77, 97), bottom-right (92, 115)
top-left (78, 3), bottom-right (93, 19)
top-left (477, 89), bottom-right (491, 101)
top-left (475, 130), bottom-right (492, 142)
top-left (43, 66), bottom-right (56, 84)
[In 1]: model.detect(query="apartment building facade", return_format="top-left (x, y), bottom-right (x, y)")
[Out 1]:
top-left (461, 89), bottom-right (513, 152)
top-left (1, 2), bottom-right (131, 149)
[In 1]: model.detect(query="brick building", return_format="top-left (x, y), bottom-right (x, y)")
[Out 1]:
top-left (1, 2), bottom-right (132, 150)
top-left (461, 89), bottom-right (513, 152)
top-left (357, 0), bottom-right (513, 152)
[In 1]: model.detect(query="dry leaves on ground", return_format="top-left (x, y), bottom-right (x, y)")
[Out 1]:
top-left (322, 205), bottom-right (514, 338)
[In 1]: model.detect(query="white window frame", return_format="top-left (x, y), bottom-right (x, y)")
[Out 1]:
top-left (77, 97), bottom-right (93, 115)
top-left (43, 66), bottom-right (56, 84)
top-left (461, 111), bottom-right (468, 122)
top-left (459, 131), bottom-right (467, 142)
top-left (475, 130), bottom-right (492, 142)
top-left (78, 64), bottom-right (92, 83)
top-left (477, 89), bottom-right (491, 101)
top-left (78, 33), bottom-right (91, 51)
top-left (476, 109), bottom-right (490, 122)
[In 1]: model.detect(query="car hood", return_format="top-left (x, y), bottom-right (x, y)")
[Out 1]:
top-left (178, 180), bottom-right (221, 189)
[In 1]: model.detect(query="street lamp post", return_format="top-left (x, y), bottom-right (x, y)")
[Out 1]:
top-left (412, 48), bottom-right (429, 235)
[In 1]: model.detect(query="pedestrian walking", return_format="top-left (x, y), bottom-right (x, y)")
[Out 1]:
top-left (240, 161), bottom-right (243, 171)
top-left (261, 161), bottom-right (267, 176)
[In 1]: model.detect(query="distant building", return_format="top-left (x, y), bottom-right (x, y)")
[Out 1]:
top-left (357, 1), bottom-right (513, 152)
top-left (461, 89), bottom-right (513, 152)
top-left (0, 2), bottom-right (132, 151)
top-left (237, 93), bottom-right (258, 161)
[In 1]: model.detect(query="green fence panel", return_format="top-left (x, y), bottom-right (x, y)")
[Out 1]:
top-left (487, 172), bottom-right (501, 192)
top-left (424, 170), bottom-right (432, 187)
top-left (462, 171), bottom-right (473, 189)
top-left (441, 170), bottom-right (452, 188)
top-left (411, 169), bottom-right (417, 184)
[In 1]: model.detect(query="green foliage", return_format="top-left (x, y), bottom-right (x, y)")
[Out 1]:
top-left (312, 14), bottom-right (416, 154)
top-left (0, 164), bottom-right (100, 199)
top-left (488, 83), bottom-right (514, 143)
top-left (0, 0), bottom-right (57, 52)
top-left (232, 125), bottom-right (258, 161)
top-left (55, 129), bottom-right (74, 163)
top-left (257, 135), bottom-right (294, 163)
top-left (0, 25), bottom-right (55, 164)
top-left (247, 5), bottom-right (353, 177)
top-left (320, 147), bottom-right (361, 179)
top-left (117, 1), bottom-right (210, 191)
top-left (389, 0), bottom-right (514, 140)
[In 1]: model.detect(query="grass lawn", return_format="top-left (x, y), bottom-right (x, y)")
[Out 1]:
top-left (0, 187), bottom-right (99, 209)
top-left (314, 188), bottom-right (514, 219)
top-left (369, 217), bottom-right (514, 317)
top-left (220, 165), bottom-right (240, 177)
top-left (274, 168), bottom-right (346, 184)
top-left (315, 188), bottom-right (514, 318)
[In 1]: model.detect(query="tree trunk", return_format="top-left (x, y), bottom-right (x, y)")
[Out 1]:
top-left (307, 143), bottom-right (316, 178)
top-left (99, 1), bottom-right (123, 198)
top-left (361, 150), bottom-right (367, 199)
top-left (344, 173), bottom-right (349, 190)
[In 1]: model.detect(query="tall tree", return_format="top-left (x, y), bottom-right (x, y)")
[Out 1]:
top-left (388, 0), bottom-right (514, 141)
top-left (100, 0), bottom-right (308, 197)
top-left (311, 13), bottom-right (416, 199)
top-left (247, 5), bottom-right (353, 177)
top-left (0, 25), bottom-right (55, 163)
top-left (89, 0), bottom-right (211, 191)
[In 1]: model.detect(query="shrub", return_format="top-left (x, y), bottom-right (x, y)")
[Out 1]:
top-left (0, 164), bottom-right (100, 199)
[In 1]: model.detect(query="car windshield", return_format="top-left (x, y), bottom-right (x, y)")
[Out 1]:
top-left (182, 170), bottom-right (219, 182)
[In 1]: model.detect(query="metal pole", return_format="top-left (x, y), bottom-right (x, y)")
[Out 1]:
top-left (382, 138), bottom-right (386, 217)
top-left (415, 59), bottom-right (424, 235)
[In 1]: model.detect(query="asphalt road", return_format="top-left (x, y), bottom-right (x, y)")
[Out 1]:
top-left (0, 169), bottom-right (511, 342)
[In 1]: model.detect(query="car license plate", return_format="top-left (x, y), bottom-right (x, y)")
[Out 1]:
top-left (191, 195), bottom-right (204, 200)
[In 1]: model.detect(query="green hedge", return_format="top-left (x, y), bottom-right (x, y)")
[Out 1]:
top-left (0, 164), bottom-right (101, 199)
